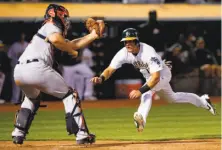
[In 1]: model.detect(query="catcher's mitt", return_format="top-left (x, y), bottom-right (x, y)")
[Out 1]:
top-left (85, 18), bottom-right (105, 38)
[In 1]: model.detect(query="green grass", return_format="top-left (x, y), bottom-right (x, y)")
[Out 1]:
top-left (0, 103), bottom-right (221, 141)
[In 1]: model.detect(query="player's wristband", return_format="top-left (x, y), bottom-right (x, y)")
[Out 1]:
top-left (139, 85), bottom-right (151, 94)
top-left (99, 75), bottom-right (105, 83)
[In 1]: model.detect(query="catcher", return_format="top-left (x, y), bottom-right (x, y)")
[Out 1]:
top-left (11, 4), bottom-right (105, 145)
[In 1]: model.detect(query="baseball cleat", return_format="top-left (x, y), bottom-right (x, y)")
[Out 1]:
top-left (201, 94), bottom-right (216, 115)
top-left (133, 112), bottom-right (144, 132)
top-left (12, 136), bottom-right (25, 145)
top-left (76, 133), bottom-right (96, 145)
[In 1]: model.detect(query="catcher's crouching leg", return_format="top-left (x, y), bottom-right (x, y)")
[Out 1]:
top-left (12, 96), bottom-right (40, 144)
top-left (63, 89), bottom-right (95, 145)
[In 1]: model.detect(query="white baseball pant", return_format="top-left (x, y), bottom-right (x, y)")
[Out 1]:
top-left (137, 75), bottom-right (210, 125)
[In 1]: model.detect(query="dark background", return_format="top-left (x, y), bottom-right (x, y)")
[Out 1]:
top-left (0, 19), bottom-right (220, 99)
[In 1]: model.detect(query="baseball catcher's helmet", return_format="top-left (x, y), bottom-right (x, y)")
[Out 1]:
top-left (120, 28), bottom-right (139, 42)
top-left (44, 4), bottom-right (70, 35)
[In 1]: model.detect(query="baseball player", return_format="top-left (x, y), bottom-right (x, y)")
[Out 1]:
top-left (11, 4), bottom-right (104, 145)
top-left (91, 28), bottom-right (216, 132)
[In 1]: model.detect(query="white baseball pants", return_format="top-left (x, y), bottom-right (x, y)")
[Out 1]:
top-left (137, 75), bottom-right (209, 125)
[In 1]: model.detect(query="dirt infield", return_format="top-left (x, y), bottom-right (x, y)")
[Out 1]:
top-left (0, 97), bottom-right (221, 150)
top-left (0, 139), bottom-right (221, 150)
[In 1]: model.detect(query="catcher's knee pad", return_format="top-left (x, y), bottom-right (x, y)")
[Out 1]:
top-left (63, 90), bottom-right (89, 135)
top-left (14, 99), bottom-right (40, 134)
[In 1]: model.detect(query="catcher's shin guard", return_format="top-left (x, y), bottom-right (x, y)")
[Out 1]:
top-left (12, 98), bottom-right (40, 144)
top-left (63, 89), bottom-right (95, 144)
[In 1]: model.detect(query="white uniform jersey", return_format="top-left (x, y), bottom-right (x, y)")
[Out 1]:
top-left (110, 42), bottom-right (171, 80)
top-left (19, 23), bottom-right (61, 67)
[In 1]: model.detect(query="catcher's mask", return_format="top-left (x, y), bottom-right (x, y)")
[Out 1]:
top-left (44, 4), bottom-right (70, 36)
top-left (121, 28), bottom-right (139, 46)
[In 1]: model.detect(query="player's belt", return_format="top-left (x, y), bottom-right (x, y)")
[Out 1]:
top-left (36, 33), bottom-right (52, 44)
top-left (17, 59), bottom-right (39, 64)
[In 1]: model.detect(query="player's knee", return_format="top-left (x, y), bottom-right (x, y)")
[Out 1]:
top-left (166, 99), bottom-right (175, 103)
top-left (22, 96), bottom-right (41, 113)
top-left (63, 88), bottom-right (79, 100)
top-left (164, 94), bottom-right (177, 103)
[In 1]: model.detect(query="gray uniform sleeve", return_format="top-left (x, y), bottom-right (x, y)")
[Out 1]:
top-left (39, 23), bottom-right (62, 37)
top-left (43, 23), bottom-right (62, 37)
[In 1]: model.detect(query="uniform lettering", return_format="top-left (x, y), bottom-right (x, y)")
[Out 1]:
top-left (133, 61), bottom-right (149, 69)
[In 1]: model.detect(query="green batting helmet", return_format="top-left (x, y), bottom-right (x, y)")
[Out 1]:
top-left (120, 28), bottom-right (139, 42)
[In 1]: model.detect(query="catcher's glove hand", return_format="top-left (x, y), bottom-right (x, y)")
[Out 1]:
top-left (85, 18), bottom-right (105, 38)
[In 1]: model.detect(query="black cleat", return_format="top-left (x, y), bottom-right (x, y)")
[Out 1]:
top-left (12, 136), bottom-right (25, 144)
top-left (76, 134), bottom-right (96, 145)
